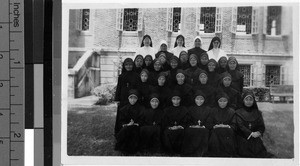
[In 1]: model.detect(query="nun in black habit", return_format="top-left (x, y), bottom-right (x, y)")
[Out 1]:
top-left (217, 72), bottom-right (242, 110)
top-left (193, 70), bottom-right (217, 107)
top-left (235, 91), bottom-right (273, 158)
top-left (217, 56), bottom-right (228, 74)
top-left (181, 90), bottom-right (212, 157)
top-left (167, 56), bottom-right (180, 88)
top-left (148, 58), bottom-right (164, 86)
top-left (115, 89), bottom-right (144, 154)
top-left (187, 36), bottom-right (206, 61)
top-left (144, 54), bottom-right (154, 72)
top-left (185, 54), bottom-right (203, 87)
top-left (173, 69), bottom-right (193, 107)
top-left (133, 54), bottom-right (145, 75)
top-left (151, 72), bottom-right (172, 109)
top-left (207, 59), bottom-right (221, 88)
top-left (137, 69), bottom-right (153, 108)
top-left (178, 50), bottom-right (190, 70)
top-left (139, 93), bottom-right (165, 152)
top-left (162, 90), bottom-right (188, 154)
top-left (114, 58), bottom-right (140, 135)
top-left (207, 92), bottom-right (237, 157)
top-left (227, 56), bottom-right (244, 93)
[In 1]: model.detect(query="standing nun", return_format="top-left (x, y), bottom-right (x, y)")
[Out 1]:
top-left (167, 56), bottom-right (180, 88)
top-left (236, 91), bottom-right (273, 158)
top-left (182, 90), bottom-right (212, 156)
top-left (173, 69), bottom-right (193, 107)
top-left (199, 52), bottom-right (209, 72)
top-left (162, 90), bottom-right (188, 154)
top-left (207, 36), bottom-right (228, 61)
top-left (155, 40), bottom-right (174, 62)
top-left (207, 59), bottom-right (221, 88)
top-left (170, 35), bottom-right (188, 57)
top-left (178, 50), bottom-right (190, 70)
top-left (114, 58), bottom-right (140, 135)
top-left (137, 69), bottom-right (153, 108)
top-left (217, 56), bottom-right (228, 74)
top-left (193, 70), bottom-right (217, 107)
top-left (217, 72), bottom-right (242, 110)
top-left (148, 59), bottom-right (164, 86)
top-left (227, 57), bottom-right (244, 93)
top-left (144, 54), bottom-right (154, 72)
top-left (207, 92), bottom-right (237, 157)
top-left (133, 54), bottom-right (144, 75)
top-left (185, 54), bottom-right (203, 87)
top-left (152, 72), bottom-right (172, 109)
top-left (187, 36), bottom-right (206, 61)
top-left (135, 34), bottom-right (156, 59)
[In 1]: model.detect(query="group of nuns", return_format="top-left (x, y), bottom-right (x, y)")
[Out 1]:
top-left (113, 35), bottom-right (272, 157)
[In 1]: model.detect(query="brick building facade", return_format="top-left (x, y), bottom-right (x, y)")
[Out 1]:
top-left (68, 6), bottom-right (294, 97)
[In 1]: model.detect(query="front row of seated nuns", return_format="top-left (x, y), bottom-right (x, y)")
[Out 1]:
top-left (114, 88), bottom-right (273, 158)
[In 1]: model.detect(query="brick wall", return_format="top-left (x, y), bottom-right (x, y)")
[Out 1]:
top-left (68, 6), bottom-right (294, 86)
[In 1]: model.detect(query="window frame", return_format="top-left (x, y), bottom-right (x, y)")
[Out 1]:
top-left (263, 6), bottom-right (282, 37)
top-left (167, 7), bottom-right (183, 34)
top-left (196, 7), bottom-right (223, 34)
top-left (231, 6), bottom-right (259, 36)
top-left (76, 9), bottom-right (95, 36)
top-left (116, 8), bottom-right (143, 33)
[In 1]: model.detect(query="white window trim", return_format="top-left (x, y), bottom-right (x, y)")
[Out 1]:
top-left (116, 8), bottom-right (143, 32)
top-left (76, 9), bottom-right (95, 36)
top-left (263, 6), bottom-right (283, 37)
top-left (167, 7), bottom-right (183, 34)
top-left (196, 7), bottom-right (222, 35)
top-left (232, 6), bottom-right (258, 36)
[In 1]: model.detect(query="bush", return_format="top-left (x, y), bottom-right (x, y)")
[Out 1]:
top-left (243, 87), bottom-right (270, 102)
top-left (92, 83), bottom-right (117, 105)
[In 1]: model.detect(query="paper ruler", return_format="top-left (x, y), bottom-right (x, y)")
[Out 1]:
top-left (0, 0), bottom-right (24, 165)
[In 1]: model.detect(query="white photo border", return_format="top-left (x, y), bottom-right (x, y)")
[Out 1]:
top-left (59, 0), bottom-right (300, 165)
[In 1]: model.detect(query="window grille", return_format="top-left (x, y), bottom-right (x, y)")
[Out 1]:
top-left (173, 8), bottom-right (181, 32)
top-left (237, 7), bottom-right (252, 34)
top-left (265, 65), bottom-right (280, 87)
top-left (239, 65), bottom-right (251, 87)
top-left (267, 6), bottom-right (281, 35)
top-left (123, 8), bottom-right (139, 31)
top-left (200, 7), bottom-right (216, 33)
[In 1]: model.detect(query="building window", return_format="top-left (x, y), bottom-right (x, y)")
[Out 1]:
top-left (123, 8), bottom-right (139, 31)
top-left (267, 6), bottom-right (281, 36)
top-left (76, 9), bottom-right (90, 31)
top-left (116, 8), bottom-right (143, 32)
top-left (196, 7), bottom-right (222, 33)
top-left (167, 8), bottom-right (182, 33)
top-left (239, 65), bottom-right (251, 87)
top-left (237, 7), bottom-right (252, 34)
top-left (200, 7), bottom-right (216, 33)
top-left (173, 8), bottom-right (181, 32)
top-left (265, 65), bottom-right (280, 87)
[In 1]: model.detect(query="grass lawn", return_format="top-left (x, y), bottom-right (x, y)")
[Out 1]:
top-left (67, 102), bottom-right (294, 158)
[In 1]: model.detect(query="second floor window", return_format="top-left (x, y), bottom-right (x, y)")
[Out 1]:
top-left (123, 8), bottom-right (139, 31)
top-left (172, 8), bottom-right (181, 32)
top-left (200, 7), bottom-right (216, 33)
top-left (267, 6), bottom-right (281, 36)
top-left (196, 7), bottom-right (222, 34)
top-left (237, 7), bottom-right (252, 34)
top-left (116, 8), bottom-right (143, 32)
top-left (167, 8), bottom-right (182, 32)
top-left (76, 9), bottom-right (90, 31)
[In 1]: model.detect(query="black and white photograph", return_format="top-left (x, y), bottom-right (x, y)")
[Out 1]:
top-left (60, 1), bottom-right (298, 165)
